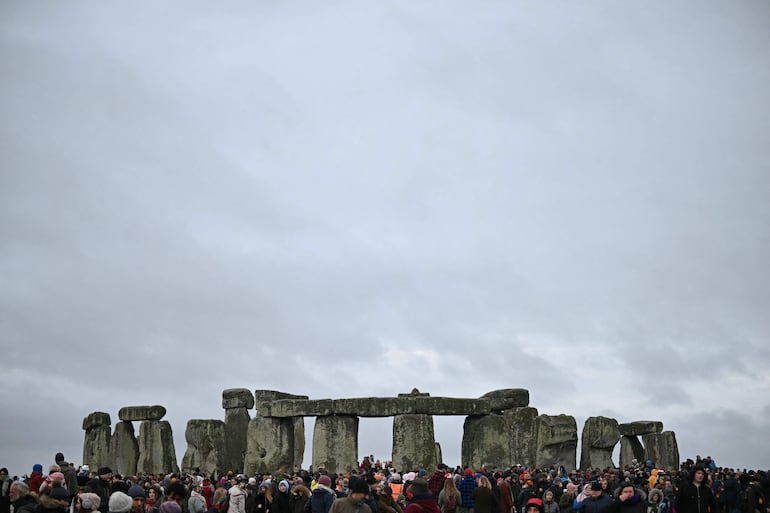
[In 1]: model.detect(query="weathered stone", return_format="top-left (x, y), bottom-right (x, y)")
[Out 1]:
top-left (83, 412), bottom-right (111, 430)
top-left (254, 390), bottom-right (309, 403)
top-left (118, 405), bottom-right (166, 422)
top-left (111, 421), bottom-right (138, 475)
top-left (619, 435), bottom-right (645, 468)
top-left (137, 420), bottom-right (178, 474)
top-left (292, 417), bottom-right (305, 468)
top-left (435, 442), bottom-right (443, 466)
top-left (392, 414), bottom-right (437, 471)
top-left (618, 421), bottom-right (663, 436)
top-left (83, 424), bottom-right (111, 471)
top-left (535, 414), bottom-right (578, 470)
top-left (462, 414), bottom-right (510, 470)
top-left (258, 397), bottom-right (491, 417)
top-left (312, 415), bottom-right (358, 473)
top-left (480, 389), bottom-right (530, 411)
top-left (580, 416), bottom-right (620, 470)
top-left (642, 431), bottom-right (679, 471)
top-left (224, 408), bottom-right (251, 472)
top-left (181, 420), bottom-right (226, 475)
top-left (244, 416), bottom-right (296, 475)
top-left (223, 388), bottom-right (255, 410)
top-left (398, 388), bottom-right (430, 397)
top-left (260, 400), bottom-right (334, 417)
top-left (506, 407), bottom-right (539, 467)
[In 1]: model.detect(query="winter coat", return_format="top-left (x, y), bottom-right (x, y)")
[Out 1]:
top-left (472, 488), bottom-right (496, 513)
top-left (29, 473), bottom-right (45, 495)
top-left (13, 495), bottom-right (39, 513)
top-left (675, 483), bottom-right (714, 513)
top-left (404, 496), bottom-right (441, 513)
top-left (272, 489), bottom-right (292, 513)
top-left (35, 494), bottom-right (69, 513)
top-left (190, 492), bottom-right (207, 513)
top-left (229, 486), bottom-right (247, 513)
top-left (305, 486), bottom-right (335, 513)
top-left (573, 493), bottom-right (612, 513)
top-left (606, 489), bottom-right (646, 513)
top-left (58, 463), bottom-right (79, 497)
top-left (328, 497), bottom-right (372, 513)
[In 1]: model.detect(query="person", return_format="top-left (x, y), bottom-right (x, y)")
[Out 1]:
top-left (38, 486), bottom-right (72, 513)
top-left (472, 477), bottom-right (495, 513)
top-left (606, 483), bottom-right (646, 513)
top-left (646, 489), bottom-right (663, 513)
top-left (404, 480), bottom-right (440, 513)
top-left (145, 487), bottom-right (162, 513)
top-left (499, 476), bottom-right (515, 513)
top-left (721, 472), bottom-right (739, 513)
top-left (54, 454), bottom-right (79, 497)
top-left (573, 482), bottom-right (611, 513)
top-left (164, 483), bottom-right (188, 510)
top-left (676, 467), bottom-right (715, 513)
top-left (87, 468), bottom-right (114, 513)
top-left (29, 465), bottom-right (46, 495)
top-left (526, 499), bottom-right (544, 513)
top-left (127, 486), bottom-right (146, 513)
top-left (10, 480), bottom-right (38, 513)
top-left (374, 485), bottom-right (402, 513)
top-left (189, 483), bottom-right (207, 513)
top-left (272, 481), bottom-right (292, 513)
top-left (79, 493), bottom-right (104, 513)
top-left (290, 485), bottom-right (311, 513)
top-left (543, 492), bottom-right (560, 513)
top-left (229, 477), bottom-right (248, 513)
top-left (439, 477), bottom-right (460, 513)
top-left (458, 470), bottom-right (477, 513)
top-left (305, 476), bottom-right (334, 513)
top-left (430, 468), bottom-right (447, 501)
top-left (108, 493), bottom-right (133, 513)
top-left (328, 480), bottom-right (371, 513)
top-left (390, 476), bottom-right (404, 504)
top-left (559, 484), bottom-right (577, 513)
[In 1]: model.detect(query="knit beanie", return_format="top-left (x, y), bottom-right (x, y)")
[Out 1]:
top-left (317, 476), bottom-right (332, 487)
top-left (127, 486), bottom-right (147, 499)
top-left (79, 493), bottom-right (103, 511)
top-left (161, 502), bottom-right (182, 513)
top-left (109, 492), bottom-right (133, 513)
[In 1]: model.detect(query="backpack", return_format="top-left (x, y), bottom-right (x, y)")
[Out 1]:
top-left (444, 493), bottom-right (457, 513)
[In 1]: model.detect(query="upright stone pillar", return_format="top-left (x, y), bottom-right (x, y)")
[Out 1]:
top-left (393, 414), bottom-right (437, 471)
top-left (506, 407), bottom-right (539, 467)
top-left (619, 436), bottom-right (645, 468)
top-left (136, 420), bottom-right (178, 474)
top-left (111, 421), bottom-right (139, 476)
top-left (462, 414), bottom-right (509, 470)
top-left (83, 412), bottom-right (112, 471)
top-left (313, 415), bottom-right (358, 473)
top-left (534, 414), bottom-right (577, 470)
top-left (223, 388), bottom-right (254, 473)
top-left (244, 416), bottom-right (296, 475)
top-left (254, 390), bottom-right (308, 467)
top-left (642, 431), bottom-right (679, 471)
top-left (181, 420), bottom-right (226, 475)
top-left (580, 416), bottom-right (620, 470)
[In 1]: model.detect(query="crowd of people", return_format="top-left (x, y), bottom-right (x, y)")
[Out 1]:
top-left (1, 454), bottom-right (768, 513)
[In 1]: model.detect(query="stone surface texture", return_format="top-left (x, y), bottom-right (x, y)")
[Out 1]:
top-left (312, 415), bottom-right (358, 473)
top-left (392, 414), bottom-right (437, 471)
top-left (181, 419), bottom-right (226, 474)
top-left (580, 416), bottom-right (620, 470)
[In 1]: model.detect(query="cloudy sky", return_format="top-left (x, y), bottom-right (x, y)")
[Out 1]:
top-left (2, 1), bottom-right (769, 477)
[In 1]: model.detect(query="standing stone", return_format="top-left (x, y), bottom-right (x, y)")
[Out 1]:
top-left (181, 420), bottom-right (226, 475)
top-left (435, 443), bottom-right (443, 467)
top-left (462, 415), bottom-right (510, 470)
top-left (580, 416), bottom-right (620, 470)
top-left (244, 416), bottom-right (296, 475)
top-left (111, 421), bottom-right (139, 476)
top-left (619, 436), bottom-right (645, 468)
top-left (393, 414), bottom-right (437, 472)
top-left (223, 389), bottom-right (254, 473)
top-left (312, 415), bottom-right (358, 473)
top-left (641, 431), bottom-right (679, 471)
top-left (506, 407), bottom-right (539, 467)
top-left (292, 417), bottom-right (305, 468)
top-left (137, 420), bottom-right (178, 474)
top-left (535, 414), bottom-right (578, 470)
top-left (83, 412), bottom-right (112, 471)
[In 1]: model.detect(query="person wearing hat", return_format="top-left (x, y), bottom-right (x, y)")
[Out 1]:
top-left (109, 492), bottom-right (133, 513)
top-left (405, 479), bottom-right (440, 513)
top-left (78, 493), bottom-right (103, 513)
top-left (86, 468), bottom-right (114, 513)
top-left (458, 469), bottom-right (477, 513)
top-left (526, 499), bottom-right (544, 513)
top-left (40, 486), bottom-right (72, 513)
top-left (29, 465), bottom-right (45, 495)
top-left (327, 478), bottom-right (371, 513)
top-left (228, 476), bottom-right (247, 513)
top-left (127, 486), bottom-right (147, 513)
top-left (305, 476), bottom-right (335, 513)
top-left (573, 482), bottom-right (611, 513)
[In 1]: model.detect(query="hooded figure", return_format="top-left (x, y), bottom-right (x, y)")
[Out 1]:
top-left (272, 481), bottom-right (292, 513)
top-left (606, 483), bottom-right (646, 513)
top-left (305, 477), bottom-right (334, 513)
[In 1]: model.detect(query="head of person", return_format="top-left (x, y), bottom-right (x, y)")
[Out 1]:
top-left (10, 481), bottom-right (30, 503)
top-left (544, 491), bottom-right (554, 503)
top-left (109, 492), bottom-right (133, 513)
top-left (526, 498), bottom-right (544, 513)
top-left (410, 479), bottom-right (430, 497)
top-left (98, 467), bottom-right (114, 482)
top-left (78, 493), bottom-right (102, 513)
top-left (127, 486), bottom-right (146, 512)
top-left (165, 483), bottom-right (187, 504)
top-left (589, 481), bottom-right (603, 498)
top-left (618, 483), bottom-right (635, 502)
top-left (349, 479), bottom-right (369, 503)
top-left (692, 467), bottom-right (706, 484)
top-left (50, 486), bottom-right (71, 505)
top-left (317, 475), bottom-right (332, 488)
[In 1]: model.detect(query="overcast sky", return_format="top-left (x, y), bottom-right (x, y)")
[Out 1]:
top-left (1, 1), bottom-right (769, 478)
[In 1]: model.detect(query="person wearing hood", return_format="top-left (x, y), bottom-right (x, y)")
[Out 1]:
top-left (573, 482), bottom-right (611, 513)
top-left (10, 480), bottom-right (38, 513)
top-left (404, 481), bottom-right (439, 513)
top-left (272, 481), bottom-right (293, 513)
top-left (542, 491), bottom-right (560, 513)
top-left (37, 486), bottom-right (71, 513)
top-left (305, 476), bottom-right (335, 513)
top-left (29, 465), bottom-right (45, 495)
top-left (675, 467), bottom-right (714, 513)
top-left (647, 489), bottom-right (664, 513)
top-left (229, 477), bottom-right (248, 513)
top-left (290, 485), bottom-right (311, 513)
top-left (606, 483), bottom-right (646, 513)
top-left (328, 479), bottom-right (371, 513)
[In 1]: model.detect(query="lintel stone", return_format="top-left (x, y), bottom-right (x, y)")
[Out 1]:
top-left (618, 421), bottom-right (663, 436)
top-left (223, 388), bottom-right (255, 409)
top-left (83, 412), bottom-right (112, 430)
top-left (119, 405), bottom-right (167, 422)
